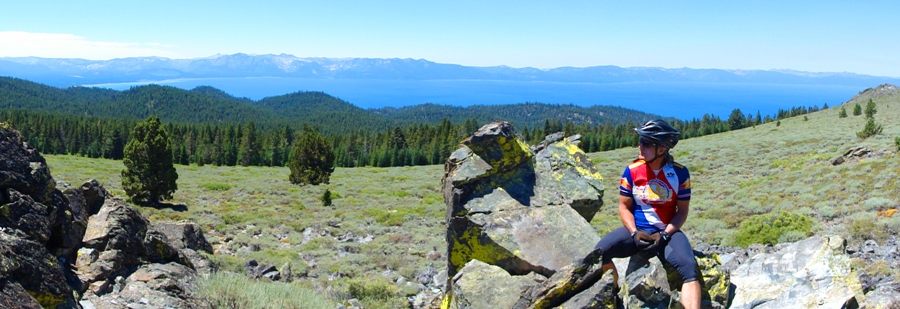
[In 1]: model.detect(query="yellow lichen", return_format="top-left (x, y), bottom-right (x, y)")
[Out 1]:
top-left (441, 293), bottom-right (452, 309)
top-left (27, 291), bottom-right (65, 308)
top-left (449, 226), bottom-right (522, 272)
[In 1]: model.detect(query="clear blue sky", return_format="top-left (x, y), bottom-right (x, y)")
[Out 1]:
top-left (1, 0), bottom-right (898, 76)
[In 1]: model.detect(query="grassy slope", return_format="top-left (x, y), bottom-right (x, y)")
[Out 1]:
top-left (43, 88), bottom-right (899, 306)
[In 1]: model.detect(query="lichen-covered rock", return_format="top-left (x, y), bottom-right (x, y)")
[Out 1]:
top-left (729, 236), bottom-right (864, 308)
top-left (515, 256), bottom-right (615, 309)
top-left (559, 268), bottom-right (617, 309)
top-left (612, 253), bottom-right (672, 309)
top-left (444, 122), bottom-right (604, 281)
top-left (450, 260), bottom-right (543, 309)
top-left (0, 228), bottom-right (74, 308)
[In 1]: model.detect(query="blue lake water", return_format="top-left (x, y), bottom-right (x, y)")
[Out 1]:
top-left (85, 77), bottom-right (869, 119)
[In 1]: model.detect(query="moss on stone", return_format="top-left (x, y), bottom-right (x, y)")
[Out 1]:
top-left (26, 290), bottom-right (65, 308)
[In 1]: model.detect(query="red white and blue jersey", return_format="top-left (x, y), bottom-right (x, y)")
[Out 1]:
top-left (619, 160), bottom-right (691, 232)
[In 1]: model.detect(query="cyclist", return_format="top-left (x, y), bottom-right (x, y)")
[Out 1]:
top-left (593, 119), bottom-right (700, 308)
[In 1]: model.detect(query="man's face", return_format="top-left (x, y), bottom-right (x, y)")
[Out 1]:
top-left (638, 138), bottom-right (666, 161)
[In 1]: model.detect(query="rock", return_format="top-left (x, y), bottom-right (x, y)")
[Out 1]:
top-left (77, 197), bottom-right (188, 288)
top-left (0, 125), bottom-right (56, 204)
top-left (85, 262), bottom-right (199, 308)
top-left (450, 260), bottom-right (543, 309)
top-left (79, 179), bottom-right (108, 216)
top-left (612, 253), bottom-right (672, 309)
top-left (514, 254), bottom-right (613, 309)
top-left (862, 282), bottom-right (900, 308)
top-left (0, 280), bottom-right (44, 309)
top-left (149, 222), bottom-right (213, 253)
top-left (443, 122), bottom-right (604, 283)
top-left (832, 146), bottom-right (875, 165)
top-left (729, 236), bottom-right (864, 308)
top-left (0, 228), bottom-right (75, 308)
top-left (559, 268), bottom-right (617, 309)
top-left (416, 265), bottom-right (438, 285)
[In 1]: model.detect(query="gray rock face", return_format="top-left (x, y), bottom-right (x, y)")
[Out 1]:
top-left (443, 123), bottom-right (603, 279)
top-left (150, 222), bottom-right (213, 253)
top-left (0, 125), bottom-right (81, 307)
top-left (729, 236), bottom-right (864, 308)
top-left (452, 260), bottom-right (544, 309)
top-left (78, 198), bottom-right (192, 287)
top-left (443, 123), bottom-right (606, 308)
top-left (81, 262), bottom-right (200, 309)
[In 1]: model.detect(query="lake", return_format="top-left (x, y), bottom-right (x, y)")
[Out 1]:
top-left (84, 77), bottom-right (870, 119)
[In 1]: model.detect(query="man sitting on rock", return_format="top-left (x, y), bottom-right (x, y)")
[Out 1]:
top-left (592, 119), bottom-right (701, 309)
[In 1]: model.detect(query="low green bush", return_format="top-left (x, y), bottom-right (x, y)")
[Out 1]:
top-left (202, 182), bottom-right (232, 191)
top-left (197, 271), bottom-right (334, 309)
top-left (733, 211), bottom-right (813, 247)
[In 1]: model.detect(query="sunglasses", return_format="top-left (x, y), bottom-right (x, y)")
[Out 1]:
top-left (638, 138), bottom-right (658, 147)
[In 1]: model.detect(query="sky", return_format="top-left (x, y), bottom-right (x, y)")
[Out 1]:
top-left (1, 0), bottom-right (898, 76)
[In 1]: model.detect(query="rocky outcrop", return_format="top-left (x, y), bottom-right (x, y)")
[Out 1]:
top-left (1, 124), bottom-right (210, 308)
top-left (443, 123), bottom-right (603, 280)
top-left (729, 236), bottom-right (864, 308)
top-left (442, 122), bottom-right (606, 308)
top-left (0, 124), bottom-right (83, 307)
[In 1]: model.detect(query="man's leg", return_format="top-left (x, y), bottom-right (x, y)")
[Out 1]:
top-left (662, 231), bottom-right (700, 309)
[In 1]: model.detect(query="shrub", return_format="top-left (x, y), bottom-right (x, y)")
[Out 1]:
top-left (202, 182), bottom-right (232, 191)
top-left (853, 103), bottom-right (862, 116)
top-left (733, 211), bottom-right (813, 247)
top-left (288, 127), bottom-right (335, 185)
top-left (197, 272), bottom-right (334, 309)
top-left (895, 136), bottom-right (899, 151)
top-left (839, 107), bottom-right (848, 118)
top-left (321, 189), bottom-right (333, 207)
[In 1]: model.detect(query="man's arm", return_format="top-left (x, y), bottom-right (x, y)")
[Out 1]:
top-left (665, 199), bottom-right (690, 234)
top-left (618, 195), bottom-right (637, 233)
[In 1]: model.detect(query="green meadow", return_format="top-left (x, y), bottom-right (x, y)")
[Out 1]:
top-left (44, 89), bottom-right (899, 307)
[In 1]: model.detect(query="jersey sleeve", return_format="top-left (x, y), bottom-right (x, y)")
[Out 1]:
top-left (676, 167), bottom-right (691, 200)
top-left (619, 167), bottom-right (634, 197)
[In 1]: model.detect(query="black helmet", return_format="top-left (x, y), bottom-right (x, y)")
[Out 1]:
top-left (634, 119), bottom-right (680, 148)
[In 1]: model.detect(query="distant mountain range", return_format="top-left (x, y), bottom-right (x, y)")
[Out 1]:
top-left (0, 77), bottom-right (660, 133)
top-left (2, 53), bottom-right (897, 86)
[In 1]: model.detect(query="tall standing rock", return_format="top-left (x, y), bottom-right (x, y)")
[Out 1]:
top-left (0, 124), bottom-right (82, 308)
top-left (442, 122), bottom-right (604, 307)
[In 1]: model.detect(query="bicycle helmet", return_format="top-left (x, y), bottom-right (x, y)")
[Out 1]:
top-left (634, 119), bottom-right (681, 148)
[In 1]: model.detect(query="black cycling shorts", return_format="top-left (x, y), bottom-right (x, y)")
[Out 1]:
top-left (593, 227), bottom-right (699, 283)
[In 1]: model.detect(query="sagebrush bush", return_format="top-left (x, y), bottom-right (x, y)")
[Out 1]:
top-left (733, 211), bottom-right (814, 247)
top-left (197, 271), bottom-right (334, 309)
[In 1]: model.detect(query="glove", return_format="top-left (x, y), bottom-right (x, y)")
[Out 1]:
top-left (644, 231), bottom-right (671, 252)
top-left (632, 230), bottom-right (658, 250)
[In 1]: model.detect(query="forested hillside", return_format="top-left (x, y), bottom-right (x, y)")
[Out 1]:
top-left (0, 76), bottom-right (829, 167)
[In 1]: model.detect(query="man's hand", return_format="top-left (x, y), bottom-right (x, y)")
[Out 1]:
top-left (632, 230), bottom-right (658, 250)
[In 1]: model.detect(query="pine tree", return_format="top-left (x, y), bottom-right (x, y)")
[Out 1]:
top-left (321, 189), bottom-right (333, 206)
top-left (853, 103), bottom-right (862, 116)
top-left (839, 107), bottom-right (848, 118)
top-left (238, 122), bottom-right (260, 166)
top-left (857, 117), bottom-right (883, 139)
top-left (121, 116), bottom-right (178, 205)
top-left (288, 127), bottom-right (335, 185)
top-left (864, 99), bottom-right (877, 118)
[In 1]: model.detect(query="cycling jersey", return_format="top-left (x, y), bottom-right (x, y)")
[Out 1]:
top-left (619, 159), bottom-right (691, 231)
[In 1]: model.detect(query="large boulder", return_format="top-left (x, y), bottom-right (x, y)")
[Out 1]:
top-left (77, 197), bottom-right (190, 291)
top-left (0, 228), bottom-right (75, 308)
top-left (729, 236), bottom-right (864, 308)
top-left (81, 262), bottom-right (200, 309)
top-left (450, 260), bottom-right (544, 309)
top-left (0, 125), bottom-right (82, 307)
top-left (443, 123), bottom-right (604, 280)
